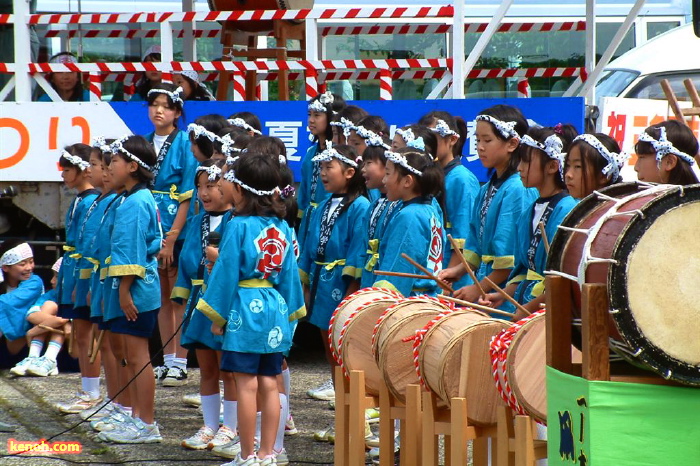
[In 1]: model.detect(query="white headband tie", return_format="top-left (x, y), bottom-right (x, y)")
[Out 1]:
top-left (475, 115), bottom-right (519, 139)
top-left (308, 91), bottom-right (335, 113)
top-left (91, 136), bottom-right (112, 155)
top-left (226, 155), bottom-right (240, 166)
top-left (312, 144), bottom-right (360, 168)
top-left (431, 119), bottom-right (459, 138)
top-left (638, 127), bottom-right (695, 166)
top-left (330, 117), bottom-right (357, 139)
top-left (385, 150), bottom-right (423, 177)
top-left (228, 118), bottom-right (262, 135)
top-left (61, 150), bottom-right (90, 170)
top-left (51, 257), bottom-right (62, 273)
top-left (0, 243), bottom-right (33, 283)
top-left (395, 128), bottom-right (426, 151)
top-left (111, 135), bottom-right (153, 171)
top-left (147, 86), bottom-right (184, 105)
top-left (187, 123), bottom-right (223, 143)
top-left (223, 170), bottom-right (278, 197)
top-left (279, 154), bottom-right (287, 166)
top-left (196, 165), bottom-right (222, 181)
top-left (573, 134), bottom-right (629, 182)
top-left (521, 134), bottom-right (567, 180)
top-left (220, 133), bottom-right (246, 158)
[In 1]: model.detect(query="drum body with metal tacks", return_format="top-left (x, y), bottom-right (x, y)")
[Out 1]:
top-left (547, 182), bottom-right (700, 385)
top-left (208, 0), bottom-right (314, 32)
top-left (417, 309), bottom-right (510, 426)
top-left (371, 297), bottom-right (450, 403)
top-left (329, 287), bottom-right (401, 395)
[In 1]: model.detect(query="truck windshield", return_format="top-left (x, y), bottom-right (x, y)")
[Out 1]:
top-left (594, 69), bottom-right (639, 108)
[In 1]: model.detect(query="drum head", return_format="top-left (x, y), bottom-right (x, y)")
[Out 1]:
top-left (508, 315), bottom-right (547, 423)
top-left (609, 185), bottom-right (700, 385)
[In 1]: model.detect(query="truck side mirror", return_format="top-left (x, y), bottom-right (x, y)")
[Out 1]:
top-left (694, 0), bottom-right (700, 38)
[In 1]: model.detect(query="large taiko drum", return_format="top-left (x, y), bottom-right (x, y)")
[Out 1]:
top-left (328, 287), bottom-right (401, 395)
top-left (371, 297), bottom-right (450, 403)
top-left (209, 0), bottom-right (314, 32)
top-left (417, 309), bottom-right (510, 426)
top-left (547, 182), bottom-right (700, 385)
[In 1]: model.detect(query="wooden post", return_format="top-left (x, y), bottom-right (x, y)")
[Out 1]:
top-left (349, 370), bottom-right (366, 465)
top-left (379, 380), bottom-right (394, 466)
top-left (496, 406), bottom-right (514, 466)
top-left (514, 416), bottom-right (535, 466)
top-left (422, 391), bottom-right (439, 466)
top-left (450, 397), bottom-right (468, 465)
top-left (334, 366), bottom-right (349, 466)
top-left (405, 384), bottom-right (422, 466)
top-left (581, 283), bottom-right (610, 381)
top-left (546, 275), bottom-right (573, 374)
top-left (660, 78), bottom-right (688, 124)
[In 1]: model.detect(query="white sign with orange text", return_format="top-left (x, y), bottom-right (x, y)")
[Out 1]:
top-left (0, 102), bottom-right (131, 182)
top-left (599, 97), bottom-right (700, 181)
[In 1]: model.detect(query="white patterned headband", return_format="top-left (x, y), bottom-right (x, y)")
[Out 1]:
top-left (221, 133), bottom-right (246, 158)
top-left (330, 117), bottom-right (357, 139)
top-left (0, 243), bottom-right (33, 283)
top-left (395, 128), bottom-right (426, 151)
top-left (91, 136), bottom-right (111, 155)
top-left (187, 123), bottom-right (223, 143)
top-left (638, 127), bottom-right (695, 166)
top-left (147, 86), bottom-right (184, 105)
top-left (61, 150), bottom-right (90, 170)
top-left (228, 118), bottom-right (262, 135)
top-left (52, 257), bottom-right (62, 273)
top-left (308, 91), bottom-right (336, 114)
top-left (196, 165), bottom-right (222, 181)
top-left (475, 114), bottom-right (519, 139)
top-left (111, 136), bottom-right (153, 171)
top-left (385, 150), bottom-right (423, 177)
top-left (573, 134), bottom-right (629, 182)
top-left (312, 145), bottom-right (360, 168)
top-left (431, 119), bottom-right (459, 138)
top-left (226, 155), bottom-right (240, 166)
top-left (223, 170), bottom-right (278, 197)
top-left (521, 134), bottom-right (566, 180)
top-left (354, 125), bottom-right (390, 149)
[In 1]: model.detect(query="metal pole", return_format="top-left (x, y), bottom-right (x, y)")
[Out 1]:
top-left (160, 20), bottom-right (175, 64)
top-left (182, 0), bottom-right (196, 61)
top-left (578, 0), bottom-right (645, 102)
top-left (585, 0), bottom-right (596, 103)
top-left (451, 0), bottom-right (465, 99)
top-left (13, 0), bottom-right (32, 101)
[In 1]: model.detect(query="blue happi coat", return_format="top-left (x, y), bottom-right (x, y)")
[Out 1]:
top-left (373, 196), bottom-right (446, 297)
top-left (299, 194), bottom-right (369, 329)
top-left (104, 185), bottom-right (162, 322)
top-left (0, 275), bottom-right (44, 340)
top-left (89, 193), bottom-right (123, 321)
top-left (297, 143), bottom-right (330, 257)
top-left (196, 216), bottom-right (306, 354)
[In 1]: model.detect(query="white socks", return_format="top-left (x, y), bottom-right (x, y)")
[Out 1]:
top-left (255, 411), bottom-right (262, 440)
top-left (44, 341), bottom-right (62, 362)
top-left (163, 353), bottom-right (175, 368)
top-left (201, 393), bottom-right (221, 431)
top-left (29, 339), bottom-right (44, 358)
top-left (223, 400), bottom-right (238, 432)
top-left (82, 377), bottom-right (100, 399)
top-left (275, 394), bottom-right (288, 452)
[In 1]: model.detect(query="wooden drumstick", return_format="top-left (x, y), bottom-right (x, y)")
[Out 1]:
top-left (87, 325), bottom-right (96, 359)
top-left (374, 270), bottom-right (430, 280)
top-left (38, 324), bottom-right (65, 335)
top-left (89, 330), bottom-right (105, 364)
top-left (538, 221), bottom-right (551, 254)
top-left (400, 253), bottom-right (454, 294)
top-left (446, 234), bottom-right (487, 299)
top-left (481, 275), bottom-right (531, 316)
top-left (438, 295), bottom-right (517, 319)
top-left (68, 321), bottom-right (75, 355)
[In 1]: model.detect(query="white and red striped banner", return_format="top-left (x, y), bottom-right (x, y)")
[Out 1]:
top-left (41, 28), bottom-right (221, 39)
top-left (21, 6), bottom-right (453, 26)
top-left (321, 20), bottom-right (585, 36)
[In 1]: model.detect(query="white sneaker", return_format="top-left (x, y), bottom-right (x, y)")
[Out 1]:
top-left (258, 454), bottom-right (277, 466)
top-left (26, 356), bottom-right (58, 377)
top-left (9, 357), bottom-right (37, 376)
top-left (92, 408), bottom-right (133, 432)
top-left (56, 391), bottom-right (103, 414)
top-left (162, 366), bottom-right (187, 387)
top-left (222, 453), bottom-right (261, 466)
top-left (182, 393), bottom-right (202, 407)
top-left (100, 418), bottom-right (162, 444)
top-left (212, 436), bottom-right (259, 459)
top-left (79, 400), bottom-right (114, 421)
top-left (307, 379), bottom-right (335, 401)
top-left (274, 448), bottom-right (289, 466)
top-left (284, 415), bottom-right (298, 436)
top-left (153, 365), bottom-right (168, 384)
top-left (182, 425), bottom-right (216, 450)
top-left (208, 425), bottom-right (237, 450)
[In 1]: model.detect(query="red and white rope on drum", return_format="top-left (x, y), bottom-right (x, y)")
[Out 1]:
top-left (489, 309), bottom-right (545, 416)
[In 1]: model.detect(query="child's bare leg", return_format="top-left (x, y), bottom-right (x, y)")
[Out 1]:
top-left (257, 374), bottom-right (281, 458)
top-left (123, 334), bottom-right (155, 424)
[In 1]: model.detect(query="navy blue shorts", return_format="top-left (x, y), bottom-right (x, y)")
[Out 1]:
top-left (220, 351), bottom-right (284, 376)
top-left (108, 309), bottom-right (159, 337)
top-left (97, 318), bottom-right (110, 331)
top-left (58, 304), bottom-right (91, 321)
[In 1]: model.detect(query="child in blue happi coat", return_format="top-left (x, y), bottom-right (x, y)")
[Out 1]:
top-left (330, 105), bottom-right (368, 146)
top-left (101, 135), bottom-right (163, 444)
top-left (372, 147), bottom-right (446, 296)
top-left (481, 124), bottom-right (579, 319)
top-left (297, 92), bottom-right (346, 256)
top-left (564, 133), bottom-right (628, 200)
top-left (440, 105), bottom-right (538, 316)
top-left (197, 153), bottom-right (305, 465)
top-left (144, 83), bottom-right (199, 385)
top-left (419, 111), bottom-right (480, 289)
top-left (346, 115), bottom-right (390, 203)
top-left (299, 144), bottom-right (369, 407)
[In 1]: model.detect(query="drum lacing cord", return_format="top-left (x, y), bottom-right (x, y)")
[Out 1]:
top-left (408, 308), bottom-right (456, 388)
